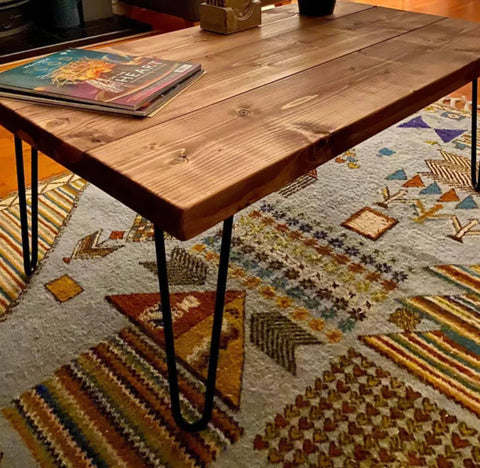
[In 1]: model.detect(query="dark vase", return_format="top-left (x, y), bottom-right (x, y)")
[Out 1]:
top-left (49, 0), bottom-right (81, 28)
top-left (298, 0), bottom-right (337, 16)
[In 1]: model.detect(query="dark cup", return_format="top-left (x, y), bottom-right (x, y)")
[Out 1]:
top-left (298, 0), bottom-right (337, 16)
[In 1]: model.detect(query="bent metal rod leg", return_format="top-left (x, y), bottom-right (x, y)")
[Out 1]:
top-left (472, 78), bottom-right (479, 191)
top-left (14, 136), bottom-right (38, 276)
top-left (154, 216), bottom-right (233, 432)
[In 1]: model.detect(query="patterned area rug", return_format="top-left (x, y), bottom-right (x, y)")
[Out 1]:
top-left (0, 101), bottom-right (479, 467)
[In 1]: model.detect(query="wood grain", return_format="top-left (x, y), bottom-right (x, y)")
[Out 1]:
top-left (0, 2), bottom-right (375, 154)
top-left (0, 3), bottom-right (479, 239)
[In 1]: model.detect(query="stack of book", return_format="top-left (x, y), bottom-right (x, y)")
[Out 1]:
top-left (0, 48), bottom-right (203, 117)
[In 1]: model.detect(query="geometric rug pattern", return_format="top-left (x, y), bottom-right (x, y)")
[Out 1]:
top-left (254, 348), bottom-right (480, 468)
top-left (0, 173), bottom-right (85, 318)
top-left (2, 327), bottom-right (243, 468)
top-left (362, 262), bottom-right (480, 418)
top-left (196, 203), bottom-right (407, 344)
top-left (107, 290), bottom-right (246, 409)
top-left (1, 101), bottom-right (480, 467)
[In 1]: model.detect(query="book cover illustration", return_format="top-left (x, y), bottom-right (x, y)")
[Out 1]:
top-left (0, 49), bottom-right (201, 110)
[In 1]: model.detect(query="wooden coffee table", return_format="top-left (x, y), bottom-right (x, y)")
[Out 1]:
top-left (1, 1), bottom-right (479, 432)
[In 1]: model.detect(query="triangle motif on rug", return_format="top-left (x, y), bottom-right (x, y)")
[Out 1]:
top-left (402, 175), bottom-right (425, 188)
top-left (420, 182), bottom-right (442, 195)
top-left (434, 128), bottom-right (464, 143)
top-left (438, 189), bottom-right (460, 202)
top-left (387, 169), bottom-right (408, 181)
top-left (399, 116), bottom-right (430, 129)
top-left (107, 290), bottom-right (246, 409)
top-left (456, 196), bottom-right (478, 210)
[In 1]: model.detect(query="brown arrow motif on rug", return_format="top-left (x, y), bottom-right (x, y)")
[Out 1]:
top-left (106, 290), bottom-right (246, 409)
top-left (68, 230), bottom-right (123, 260)
top-left (250, 311), bottom-right (322, 375)
top-left (140, 247), bottom-right (208, 285)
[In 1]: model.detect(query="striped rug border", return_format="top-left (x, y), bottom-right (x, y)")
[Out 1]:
top-left (361, 331), bottom-right (480, 417)
top-left (0, 173), bottom-right (86, 320)
top-left (3, 327), bottom-right (243, 468)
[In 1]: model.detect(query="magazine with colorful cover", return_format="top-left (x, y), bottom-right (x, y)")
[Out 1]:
top-left (0, 70), bottom-right (205, 117)
top-left (0, 48), bottom-right (202, 111)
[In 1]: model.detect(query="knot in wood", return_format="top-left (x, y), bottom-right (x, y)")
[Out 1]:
top-left (46, 117), bottom-right (69, 129)
top-left (237, 107), bottom-right (251, 117)
top-left (170, 148), bottom-right (189, 164)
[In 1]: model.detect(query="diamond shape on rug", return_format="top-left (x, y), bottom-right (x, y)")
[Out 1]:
top-left (341, 207), bottom-right (398, 240)
top-left (44, 274), bottom-right (83, 303)
top-left (2, 327), bottom-right (242, 468)
top-left (377, 147), bottom-right (395, 157)
top-left (106, 290), bottom-right (246, 409)
top-left (254, 348), bottom-right (480, 467)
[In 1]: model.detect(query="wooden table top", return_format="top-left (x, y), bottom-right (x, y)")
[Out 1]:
top-left (0, 2), bottom-right (479, 239)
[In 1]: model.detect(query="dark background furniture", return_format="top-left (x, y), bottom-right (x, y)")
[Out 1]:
top-left (0, 0), bottom-right (149, 64)
top-left (119, 0), bottom-right (287, 23)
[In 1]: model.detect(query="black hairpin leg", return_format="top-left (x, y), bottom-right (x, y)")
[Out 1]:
top-left (154, 216), bottom-right (233, 432)
top-left (472, 78), bottom-right (479, 191)
top-left (14, 136), bottom-right (38, 276)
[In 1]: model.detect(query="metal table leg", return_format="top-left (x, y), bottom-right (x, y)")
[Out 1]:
top-left (472, 78), bottom-right (479, 191)
top-left (14, 136), bottom-right (38, 276)
top-left (154, 216), bottom-right (233, 432)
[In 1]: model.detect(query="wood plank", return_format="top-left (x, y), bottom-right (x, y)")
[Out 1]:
top-left (84, 16), bottom-right (480, 239)
top-left (0, 3), bottom-right (374, 150)
top-left (0, 6), bottom-right (438, 159)
top-left (106, 1), bottom-right (372, 58)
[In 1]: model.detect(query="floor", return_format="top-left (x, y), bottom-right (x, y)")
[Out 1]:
top-left (0, 0), bottom-right (478, 199)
